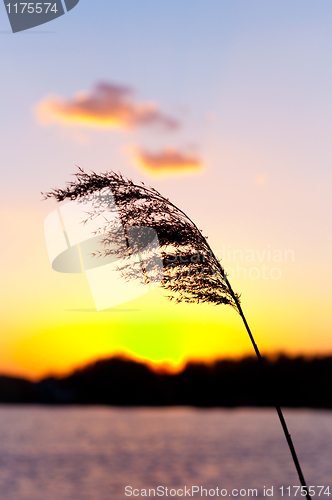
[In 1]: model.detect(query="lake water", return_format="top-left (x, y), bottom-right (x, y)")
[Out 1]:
top-left (0, 407), bottom-right (330, 500)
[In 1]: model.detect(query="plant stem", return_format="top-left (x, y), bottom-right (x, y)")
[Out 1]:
top-left (160, 196), bottom-right (311, 497)
top-left (224, 275), bottom-right (311, 500)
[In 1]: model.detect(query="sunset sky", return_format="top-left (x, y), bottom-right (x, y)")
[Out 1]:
top-left (1, 0), bottom-right (332, 380)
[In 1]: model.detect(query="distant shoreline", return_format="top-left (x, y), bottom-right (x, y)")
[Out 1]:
top-left (1, 354), bottom-right (332, 408)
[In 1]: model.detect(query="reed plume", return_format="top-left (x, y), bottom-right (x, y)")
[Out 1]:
top-left (44, 167), bottom-right (311, 499)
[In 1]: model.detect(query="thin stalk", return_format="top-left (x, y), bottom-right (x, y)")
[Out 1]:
top-left (160, 197), bottom-right (311, 497)
top-left (126, 184), bottom-right (310, 496)
top-left (223, 274), bottom-right (311, 500)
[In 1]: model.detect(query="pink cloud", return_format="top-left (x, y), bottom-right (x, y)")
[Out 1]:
top-left (130, 147), bottom-right (203, 176)
top-left (35, 82), bottom-right (179, 130)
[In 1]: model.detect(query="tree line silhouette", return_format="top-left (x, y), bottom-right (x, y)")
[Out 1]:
top-left (1, 354), bottom-right (332, 407)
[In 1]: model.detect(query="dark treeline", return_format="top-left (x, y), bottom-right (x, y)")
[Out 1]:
top-left (1, 355), bottom-right (332, 407)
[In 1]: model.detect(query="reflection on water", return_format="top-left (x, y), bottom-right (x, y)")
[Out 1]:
top-left (0, 407), bottom-right (330, 500)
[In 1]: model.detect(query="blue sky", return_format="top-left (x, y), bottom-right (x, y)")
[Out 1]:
top-left (1, 0), bottom-right (332, 377)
